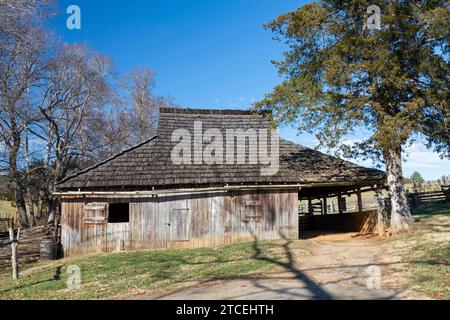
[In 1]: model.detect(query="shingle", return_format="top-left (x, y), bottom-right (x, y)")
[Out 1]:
top-left (56, 107), bottom-right (386, 190)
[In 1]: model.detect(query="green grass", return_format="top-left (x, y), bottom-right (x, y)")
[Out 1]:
top-left (390, 203), bottom-right (450, 299)
top-left (0, 240), bottom-right (310, 300)
top-left (411, 202), bottom-right (450, 217)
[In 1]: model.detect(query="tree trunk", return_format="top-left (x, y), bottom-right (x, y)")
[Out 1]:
top-left (46, 196), bottom-right (59, 226)
top-left (385, 147), bottom-right (413, 232)
top-left (8, 132), bottom-right (29, 228)
top-left (47, 159), bottom-right (64, 226)
top-left (10, 172), bottom-right (29, 228)
top-left (25, 129), bottom-right (36, 227)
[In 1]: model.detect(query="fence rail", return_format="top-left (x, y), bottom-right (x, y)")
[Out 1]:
top-left (0, 226), bottom-right (54, 268)
top-left (299, 189), bottom-right (449, 215)
top-left (407, 189), bottom-right (450, 206)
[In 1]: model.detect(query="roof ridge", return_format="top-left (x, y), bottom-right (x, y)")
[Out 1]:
top-left (56, 135), bottom-right (158, 186)
top-left (160, 107), bottom-right (272, 116)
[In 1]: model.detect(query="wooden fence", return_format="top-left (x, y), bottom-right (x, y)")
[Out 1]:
top-left (0, 213), bottom-right (14, 233)
top-left (407, 188), bottom-right (450, 207)
top-left (299, 188), bottom-right (449, 215)
top-left (299, 200), bottom-right (377, 215)
top-left (0, 226), bottom-right (54, 270)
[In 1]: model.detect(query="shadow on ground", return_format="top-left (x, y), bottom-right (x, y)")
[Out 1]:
top-left (154, 232), bottom-right (404, 300)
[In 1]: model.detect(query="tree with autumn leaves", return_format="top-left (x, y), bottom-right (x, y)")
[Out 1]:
top-left (256, 1), bottom-right (449, 233)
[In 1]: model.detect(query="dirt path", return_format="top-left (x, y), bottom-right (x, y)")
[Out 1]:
top-left (134, 233), bottom-right (420, 300)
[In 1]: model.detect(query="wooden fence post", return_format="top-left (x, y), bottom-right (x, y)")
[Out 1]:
top-left (357, 188), bottom-right (363, 214)
top-left (338, 193), bottom-right (346, 213)
top-left (8, 227), bottom-right (21, 280)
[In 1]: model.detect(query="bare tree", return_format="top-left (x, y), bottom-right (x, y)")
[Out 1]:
top-left (90, 68), bottom-right (172, 159)
top-left (88, 107), bottom-right (131, 159)
top-left (0, 22), bottom-right (48, 227)
top-left (0, 0), bottom-right (54, 36)
top-left (31, 44), bottom-right (112, 225)
top-left (0, 2), bottom-right (171, 229)
top-left (120, 68), bottom-right (170, 146)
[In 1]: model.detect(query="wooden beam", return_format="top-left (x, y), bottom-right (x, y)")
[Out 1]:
top-left (322, 197), bottom-right (327, 215)
top-left (54, 184), bottom-right (303, 198)
top-left (357, 188), bottom-right (363, 214)
top-left (375, 187), bottom-right (387, 236)
top-left (338, 193), bottom-right (344, 214)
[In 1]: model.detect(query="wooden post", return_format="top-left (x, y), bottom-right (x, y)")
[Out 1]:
top-left (357, 188), bottom-right (363, 214)
top-left (337, 193), bottom-right (343, 214)
top-left (322, 197), bottom-right (327, 215)
top-left (308, 197), bottom-right (313, 215)
top-left (375, 189), bottom-right (386, 236)
top-left (9, 227), bottom-right (21, 280)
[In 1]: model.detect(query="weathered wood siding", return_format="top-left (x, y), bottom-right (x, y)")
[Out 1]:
top-left (61, 189), bottom-right (298, 257)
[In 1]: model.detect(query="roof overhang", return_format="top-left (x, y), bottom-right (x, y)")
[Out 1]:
top-left (54, 184), bottom-right (304, 198)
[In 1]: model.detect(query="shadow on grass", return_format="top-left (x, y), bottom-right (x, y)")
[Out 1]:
top-left (0, 265), bottom-right (64, 294)
top-left (411, 203), bottom-right (450, 216)
top-left (5, 232), bottom-right (443, 299)
top-left (156, 232), bottom-right (336, 300)
top-left (154, 232), bottom-right (445, 300)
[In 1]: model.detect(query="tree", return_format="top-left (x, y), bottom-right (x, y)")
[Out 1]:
top-left (255, 1), bottom-right (449, 233)
top-left (92, 68), bottom-right (172, 159)
top-left (0, 1), bottom-right (171, 229)
top-left (410, 171), bottom-right (425, 183)
top-left (23, 160), bottom-right (52, 225)
top-left (0, 0), bottom-right (55, 228)
top-left (120, 68), bottom-right (169, 145)
top-left (0, 0), bottom-right (53, 30)
top-left (410, 171), bottom-right (425, 192)
top-left (0, 21), bottom-right (48, 227)
top-left (31, 44), bottom-right (113, 225)
top-left (88, 106), bottom-right (131, 159)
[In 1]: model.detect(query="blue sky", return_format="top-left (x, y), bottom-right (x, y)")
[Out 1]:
top-left (51, 0), bottom-right (449, 180)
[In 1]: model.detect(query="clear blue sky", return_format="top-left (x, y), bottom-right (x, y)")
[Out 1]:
top-left (50, 0), bottom-right (449, 180)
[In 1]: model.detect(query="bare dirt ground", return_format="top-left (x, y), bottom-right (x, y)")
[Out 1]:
top-left (138, 233), bottom-right (427, 300)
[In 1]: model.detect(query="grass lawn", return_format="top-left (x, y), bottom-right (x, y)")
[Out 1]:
top-left (1, 202), bottom-right (448, 300)
top-left (389, 202), bottom-right (450, 299)
top-left (411, 202), bottom-right (450, 216)
top-left (0, 239), bottom-right (311, 300)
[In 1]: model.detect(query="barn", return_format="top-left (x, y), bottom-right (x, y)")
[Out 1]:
top-left (55, 108), bottom-right (386, 257)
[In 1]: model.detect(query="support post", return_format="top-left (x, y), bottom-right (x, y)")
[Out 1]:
top-left (375, 188), bottom-right (387, 236)
top-left (357, 188), bottom-right (363, 214)
top-left (338, 193), bottom-right (344, 214)
top-left (308, 197), bottom-right (313, 215)
top-left (9, 227), bottom-right (21, 280)
top-left (322, 197), bottom-right (327, 215)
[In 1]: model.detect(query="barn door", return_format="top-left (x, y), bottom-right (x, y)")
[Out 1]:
top-left (241, 192), bottom-right (262, 239)
top-left (82, 202), bottom-right (108, 253)
top-left (169, 208), bottom-right (191, 242)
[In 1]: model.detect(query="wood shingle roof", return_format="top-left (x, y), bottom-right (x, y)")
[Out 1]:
top-left (56, 108), bottom-right (386, 191)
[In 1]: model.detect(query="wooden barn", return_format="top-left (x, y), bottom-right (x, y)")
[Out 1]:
top-left (55, 108), bottom-right (386, 257)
